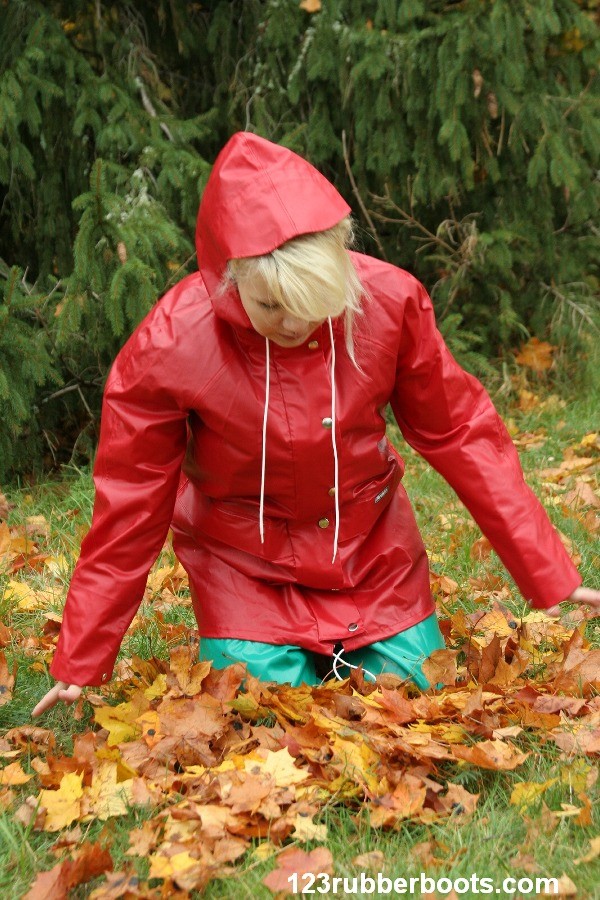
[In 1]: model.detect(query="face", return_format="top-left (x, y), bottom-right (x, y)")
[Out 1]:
top-left (237, 276), bottom-right (324, 347)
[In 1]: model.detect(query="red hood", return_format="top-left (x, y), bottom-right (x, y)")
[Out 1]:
top-left (195, 132), bottom-right (351, 327)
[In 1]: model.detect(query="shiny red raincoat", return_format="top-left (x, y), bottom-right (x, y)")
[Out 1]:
top-left (50, 133), bottom-right (581, 687)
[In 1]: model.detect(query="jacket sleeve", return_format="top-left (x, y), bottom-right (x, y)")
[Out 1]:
top-left (390, 280), bottom-right (581, 609)
top-left (50, 324), bottom-right (189, 686)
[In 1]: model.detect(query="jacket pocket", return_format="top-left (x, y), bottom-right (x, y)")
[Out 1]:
top-left (173, 481), bottom-right (295, 564)
top-left (338, 457), bottom-right (403, 541)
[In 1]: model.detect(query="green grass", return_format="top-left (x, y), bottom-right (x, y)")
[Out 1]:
top-left (1, 364), bottom-right (599, 899)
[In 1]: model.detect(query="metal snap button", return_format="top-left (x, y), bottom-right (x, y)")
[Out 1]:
top-left (308, 340), bottom-right (319, 350)
top-left (318, 517), bottom-right (330, 528)
top-left (328, 487), bottom-right (336, 496)
top-left (348, 623), bottom-right (359, 632)
top-left (322, 417), bottom-right (333, 428)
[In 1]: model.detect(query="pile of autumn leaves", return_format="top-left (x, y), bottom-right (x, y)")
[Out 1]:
top-left (2, 595), bottom-right (600, 897)
top-left (0, 379), bottom-right (599, 897)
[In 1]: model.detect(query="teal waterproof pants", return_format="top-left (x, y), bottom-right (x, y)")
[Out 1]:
top-left (199, 613), bottom-right (444, 690)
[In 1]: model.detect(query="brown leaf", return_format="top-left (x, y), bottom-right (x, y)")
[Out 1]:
top-left (23, 844), bottom-right (113, 900)
top-left (422, 649), bottom-right (458, 687)
top-left (470, 535), bottom-right (493, 560)
top-left (0, 650), bottom-right (16, 706)
top-left (202, 662), bottom-right (245, 700)
top-left (452, 739), bottom-right (529, 770)
top-left (155, 695), bottom-right (227, 740)
top-left (563, 479), bottom-right (600, 509)
top-left (376, 688), bottom-right (416, 724)
top-left (479, 634), bottom-right (502, 683)
top-left (263, 847), bottom-right (333, 894)
top-left (0, 490), bottom-right (9, 520)
top-left (352, 850), bottom-right (385, 870)
top-left (509, 852), bottom-right (541, 873)
top-left (5, 726), bottom-right (56, 754)
top-left (168, 646), bottom-right (211, 696)
top-left (88, 870), bottom-right (146, 899)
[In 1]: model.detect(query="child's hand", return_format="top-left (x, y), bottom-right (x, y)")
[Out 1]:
top-left (32, 681), bottom-right (83, 718)
top-left (546, 586), bottom-right (600, 618)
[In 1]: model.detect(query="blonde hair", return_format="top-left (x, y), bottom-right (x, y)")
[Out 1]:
top-left (225, 217), bottom-right (365, 364)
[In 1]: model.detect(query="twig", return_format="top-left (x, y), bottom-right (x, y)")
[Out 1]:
top-left (341, 130), bottom-right (387, 260)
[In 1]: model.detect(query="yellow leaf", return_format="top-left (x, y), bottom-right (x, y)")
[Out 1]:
top-left (253, 841), bottom-right (278, 861)
top-left (574, 836), bottom-right (600, 865)
top-left (43, 554), bottom-right (70, 576)
top-left (94, 696), bottom-right (148, 746)
top-left (292, 814), bottom-right (328, 842)
top-left (541, 874), bottom-right (577, 896)
top-left (559, 759), bottom-right (594, 794)
top-left (331, 735), bottom-right (380, 794)
top-left (39, 772), bottom-right (83, 831)
top-left (245, 748), bottom-right (309, 787)
top-left (510, 779), bottom-right (557, 811)
top-left (148, 850), bottom-right (199, 880)
top-left (0, 761), bottom-right (33, 786)
top-left (580, 432), bottom-right (598, 448)
top-left (144, 673), bottom-right (167, 700)
top-left (85, 761), bottom-right (133, 820)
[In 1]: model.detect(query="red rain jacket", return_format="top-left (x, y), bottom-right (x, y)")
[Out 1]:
top-left (50, 133), bottom-right (581, 687)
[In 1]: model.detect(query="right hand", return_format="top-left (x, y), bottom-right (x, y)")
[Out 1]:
top-left (32, 681), bottom-right (83, 718)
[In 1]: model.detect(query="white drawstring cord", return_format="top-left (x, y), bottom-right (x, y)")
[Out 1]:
top-left (327, 317), bottom-right (339, 563)
top-left (259, 337), bottom-right (270, 544)
top-left (331, 645), bottom-right (377, 683)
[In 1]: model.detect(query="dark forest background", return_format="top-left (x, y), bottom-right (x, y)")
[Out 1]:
top-left (1, 0), bottom-right (598, 479)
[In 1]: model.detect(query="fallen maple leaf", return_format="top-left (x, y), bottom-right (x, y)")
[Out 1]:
top-left (0, 760), bottom-right (34, 785)
top-left (452, 739), bottom-right (528, 770)
top-left (515, 336), bottom-right (556, 371)
top-left (245, 747), bottom-right (309, 788)
top-left (84, 761), bottom-right (134, 820)
top-left (88, 870), bottom-right (146, 899)
top-left (352, 850), bottom-right (385, 870)
top-left (168, 646), bottom-right (211, 696)
top-left (263, 846), bottom-right (333, 894)
top-left (541, 873), bottom-right (577, 896)
top-left (0, 650), bottom-right (16, 706)
top-left (510, 779), bottom-right (557, 811)
top-left (422, 649), bottom-right (458, 687)
top-left (23, 843), bottom-right (112, 900)
top-left (574, 835), bottom-right (600, 864)
top-left (39, 772), bottom-right (84, 831)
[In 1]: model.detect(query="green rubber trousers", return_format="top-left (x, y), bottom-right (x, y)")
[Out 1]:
top-left (199, 613), bottom-right (443, 690)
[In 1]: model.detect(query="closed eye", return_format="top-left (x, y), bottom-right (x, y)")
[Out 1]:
top-left (257, 301), bottom-right (280, 311)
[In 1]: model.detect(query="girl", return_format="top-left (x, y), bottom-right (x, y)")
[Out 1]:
top-left (33, 132), bottom-right (599, 716)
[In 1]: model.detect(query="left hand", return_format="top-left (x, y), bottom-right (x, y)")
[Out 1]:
top-left (546, 585), bottom-right (600, 618)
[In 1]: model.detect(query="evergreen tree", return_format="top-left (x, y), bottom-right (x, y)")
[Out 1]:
top-left (0, 0), bottom-right (598, 479)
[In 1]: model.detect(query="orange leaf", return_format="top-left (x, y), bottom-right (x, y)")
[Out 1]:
top-left (422, 649), bottom-right (458, 687)
top-left (0, 760), bottom-right (33, 785)
top-left (0, 650), bottom-right (16, 706)
top-left (23, 844), bottom-right (113, 900)
top-left (263, 847), bottom-right (333, 894)
top-left (299, 0), bottom-right (322, 11)
top-left (514, 337), bottom-right (555, 371)
top-left (452, 739), bottom-right (529, 770)
top-left (168, 646), bottom-right (211, 696)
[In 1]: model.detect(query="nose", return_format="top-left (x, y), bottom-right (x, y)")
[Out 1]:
top-left (280, 313), bottom-right (305, 334)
